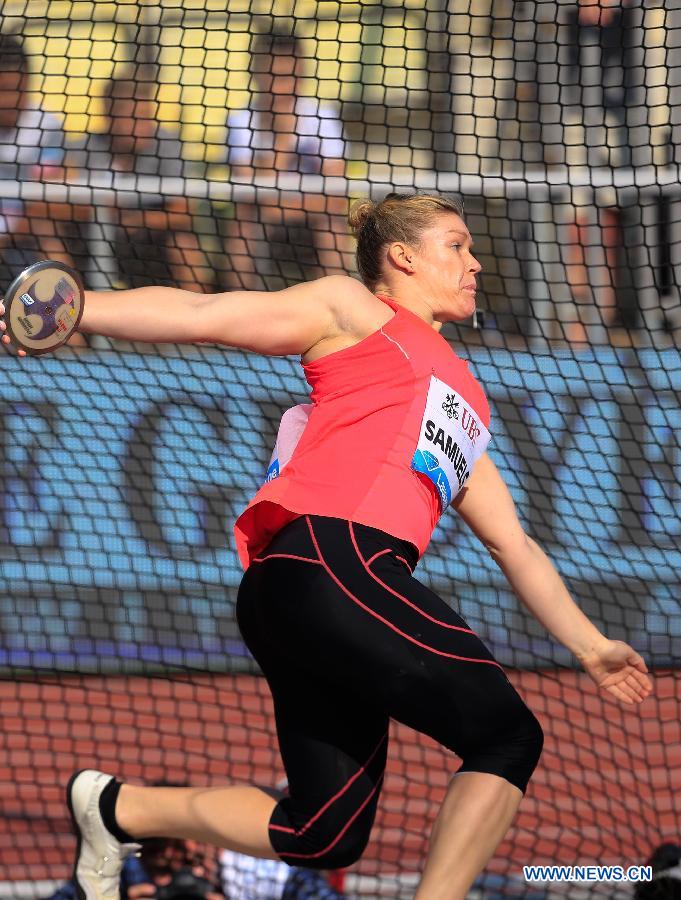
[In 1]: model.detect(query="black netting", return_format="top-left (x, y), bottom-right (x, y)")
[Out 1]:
top-left (1, 3), bottom-right (680, 898)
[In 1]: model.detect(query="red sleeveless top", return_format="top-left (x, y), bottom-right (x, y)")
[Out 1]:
top-left (234, 295), bottom-right (491, 569)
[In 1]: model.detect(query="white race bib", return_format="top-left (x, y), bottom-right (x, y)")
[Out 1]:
top-left (265, 404), bottom-right (313, 482)
top-left (411, 375), bottom-right (491, 511)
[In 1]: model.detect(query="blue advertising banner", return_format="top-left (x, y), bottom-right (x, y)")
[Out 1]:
top-left (1, 345), bottom-right (679, 671)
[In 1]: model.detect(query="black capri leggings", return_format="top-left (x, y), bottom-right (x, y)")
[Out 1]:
top-left (236, 515), bottom-right (543, 869)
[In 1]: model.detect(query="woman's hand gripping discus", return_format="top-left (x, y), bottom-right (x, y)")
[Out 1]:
top-left (0, 260), bottom-right (84, 357)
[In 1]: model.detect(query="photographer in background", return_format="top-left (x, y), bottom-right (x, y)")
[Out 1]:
top-left (46, 834), bottom-right (347, 900)
top-left (45, 836), bottom-right (223, 900)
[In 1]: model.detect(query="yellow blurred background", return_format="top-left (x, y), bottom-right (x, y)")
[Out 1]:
top-left (1, 0), bottom-right (431, 166)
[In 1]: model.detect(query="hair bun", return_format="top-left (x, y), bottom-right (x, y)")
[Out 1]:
top-left (347, 200), bottom-right (376, 238)
top-left (350, 191), bottom-right (464, 287)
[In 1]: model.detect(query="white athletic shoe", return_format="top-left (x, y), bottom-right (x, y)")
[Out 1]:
top-left (66, 769), bottom-right (141, 900)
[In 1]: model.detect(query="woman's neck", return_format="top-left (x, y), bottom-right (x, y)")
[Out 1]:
top-left (375, 285), bottom-right (442, 332)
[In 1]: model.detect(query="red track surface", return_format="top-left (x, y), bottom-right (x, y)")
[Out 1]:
top-left (1, 669), bottom-right (679, 884)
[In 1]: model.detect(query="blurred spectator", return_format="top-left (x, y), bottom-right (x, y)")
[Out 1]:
top-left (226, 31), bottom-right (346, 181)
top-left (0, 32), bottom-right (66, 182)
top-left (219, 30), bottom-right (352, 292)
top-left (551, 1), bottom-right (644, 343)
top-left (45, 836), bottom-right (223, 900)
top-left (72, 73), bottom-right (216, 294)
top-left (563, 204), bottom-right (632, 344)
top-left (559, 0), bottom-right (638, 168)
top-left (72, 76), bottom-right (183, 180)
top-left (561, 0), bottom-right (673, 170)
top-left (0, 31), bottom-right (88, 346)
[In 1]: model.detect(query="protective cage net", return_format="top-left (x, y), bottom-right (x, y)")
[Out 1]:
top-left (0, 2), bottom-right (680, 898)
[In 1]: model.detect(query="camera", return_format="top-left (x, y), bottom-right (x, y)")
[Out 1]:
top-left (154, 868), bottom-right (215, 900)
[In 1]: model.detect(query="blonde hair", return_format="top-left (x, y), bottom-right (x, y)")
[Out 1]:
top-left (348, 192), bottom-right (465, 288)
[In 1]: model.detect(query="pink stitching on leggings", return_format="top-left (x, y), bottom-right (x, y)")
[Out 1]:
top-left (349, 522), bottom-right (475, 635)
top-left (274, 774), bottom-right (385, 860)
top-left (306, 517), bottom-right (502, 668)
top-left (269, 730), bottom-right (388, 837)
top-left (252, 552), bottom-right (322, 565)
top-left (364, 548), bottom-right (392, 568)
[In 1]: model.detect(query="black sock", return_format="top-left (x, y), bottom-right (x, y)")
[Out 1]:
top-left (98, 778), bottom-right (136, 844)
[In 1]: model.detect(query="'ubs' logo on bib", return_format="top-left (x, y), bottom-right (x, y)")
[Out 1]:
top-left (460, 409), bottom-right (481, 446)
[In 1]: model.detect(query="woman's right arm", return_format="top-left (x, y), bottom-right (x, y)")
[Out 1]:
top-left (453, 453), bottom-right (651, 705)
top-left (3, 274), bottom-right (369, 357)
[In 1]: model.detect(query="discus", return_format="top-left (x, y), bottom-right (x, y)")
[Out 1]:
top-left (2, 260), bottom-right (84, 356)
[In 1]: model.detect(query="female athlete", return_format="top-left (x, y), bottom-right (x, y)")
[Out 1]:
top-left (1, 192), bottom-right (652, 900)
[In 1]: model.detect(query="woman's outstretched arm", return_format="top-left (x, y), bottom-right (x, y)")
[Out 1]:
top-left (1, 273), bottom-right (373, 357)
top-left (77, 274), bottom-right (367, 354)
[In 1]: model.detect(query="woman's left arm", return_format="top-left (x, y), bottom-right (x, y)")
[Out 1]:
top-left (453, 453), bottom-right (652, 705)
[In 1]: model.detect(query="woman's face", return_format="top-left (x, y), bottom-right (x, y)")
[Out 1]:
top-left (402, 213), bottom-right (482, 323)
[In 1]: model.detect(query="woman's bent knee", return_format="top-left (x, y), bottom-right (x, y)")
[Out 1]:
top-left (511, 709), bottom-right (544, 786)
top-left (269, 796), bottom-right (375, 870)
top-left (459, 706), bottom-right (544, 794)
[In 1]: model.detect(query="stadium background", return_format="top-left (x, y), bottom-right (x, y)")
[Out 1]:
top-left (1, 1), bottom-right (680, 897)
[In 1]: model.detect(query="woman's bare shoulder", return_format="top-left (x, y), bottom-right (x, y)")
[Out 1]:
top-left (321, 274), bottom-right (391, 330)
top-left (300, 275), bottom-right (394, 364)
top-left (318, 274), bottom-right (376, 305)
